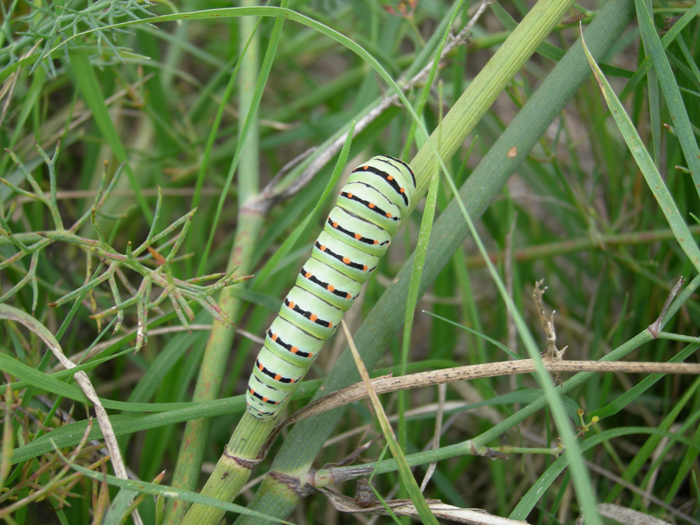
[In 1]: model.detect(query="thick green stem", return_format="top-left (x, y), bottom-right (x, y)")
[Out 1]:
top-left (164, 4), bottom-right (263, 523)
top-left (181, 412), bottom-right (276, 523)
top-left (236, 2), bottom-right (260, 207)
top-left (464, 224), bottom-right (700, 268)
top-left (233, 0), bottom-right (635, 523)
top-left (410, 0), bottom-right (572, 200)
top-left (164, 211), bottom-right (264, 523)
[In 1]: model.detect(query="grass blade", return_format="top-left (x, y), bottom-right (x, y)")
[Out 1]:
top-left (581, 27), bottom-right (700, 274)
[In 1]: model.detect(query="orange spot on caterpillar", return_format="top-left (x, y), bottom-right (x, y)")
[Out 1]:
top-left (262, 396), bottom-right (268, 402)
top-left (258, 363), bottom-right (264, 371)
top-left (386, 212), bottom-right (392, 218)
top-left (400, 188), bottom-right (405, 193)
top-left (333, 222), bottom-right (339, 228)
top-left (328, 322), bottom-right (333, 328)
top-left (309, 353), bottom-right (314, 358)
top-left (362, 265), bottom-right (368, 271)
top-left (275, 374), bottom-right (281, 380)
top-left (290, 378), bottom-right (296, 383)
top-left (289, 301), bottom-right (295, 309)
top-left (362, 165), bottom-right (369, 170)
top-left (291, 346), bottom-right (299, 354)
top-left (327, 284), bottom-right (335, 292)
top-left (271, 333), bottom-right (278, 341)
top-left (310, 314), bottom-right (318, 321)
top-left (342, 256), bottom-right (351, 264)
top-left (347, 193), bottom-right (353, 198)
top-left (373, 240), bottom-right (378, 244)
top-left (304, 271), bottom-right (312, 278)
top-left (354, 233), bottom-right (361, 239)
top-left (319, 245), bottom-right (327, 251)
top-left (387, 175), bottom-right (394, 181)
top-left (369, 203), bottom-right (375, 208)
top-left (346, 293), bottom-right (352, 299)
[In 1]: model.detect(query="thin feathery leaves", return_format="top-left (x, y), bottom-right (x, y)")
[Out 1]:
top-left (1, 145), bottom-right (248, 350)
top-left (0, 0), bottom-right (156, 75)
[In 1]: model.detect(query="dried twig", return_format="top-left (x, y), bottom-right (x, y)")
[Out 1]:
top-left (317, 486), bottom-right (529, 524)
top-left (246, 0), bottom-right (495, 215)
top-left (532, 280), bottom-right (566, 385)
top-left (419, 382), bottom-right (446, 492)
top-left (648, 276), bottom-right (685, 338)
top-left (0, 305), bottom-right (129, 480)
top-left (279, 359), bottom-right (700, 429)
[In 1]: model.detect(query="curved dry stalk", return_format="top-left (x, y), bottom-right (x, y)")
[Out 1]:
top-left (648, 276), bottom-right (685, 337)
top-left (317, 486), bottom-right (529, 525)
top-left (0, 304), bottom-right (142, 521)
top-left (276, 359), bottom-right (700, 431)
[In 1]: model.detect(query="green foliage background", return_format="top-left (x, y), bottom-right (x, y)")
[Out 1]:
top-left (1, 0), bottom-right (699, 523)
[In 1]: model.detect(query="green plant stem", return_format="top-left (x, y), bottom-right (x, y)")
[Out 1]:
top-left (409, 0), bottom-right (570, 198)
top-left (166, 4), bottom-right (266, 523)
top-left (237, 4), bottom-right (260, 207)
top-left (164, 210), bottom-right (264, 523)
top-left (234, 0), bottom-right (634, 523)
top-left (463, 224), bottom-right (700, 267)
top-left (194, 410), bottom-right (277, 498)
top-left (182, 413), bottom-right (277, 523)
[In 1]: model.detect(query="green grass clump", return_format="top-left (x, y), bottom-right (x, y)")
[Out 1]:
top-left (1, 1), bottom-right (700, 524)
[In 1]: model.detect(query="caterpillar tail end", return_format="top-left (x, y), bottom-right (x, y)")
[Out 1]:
top-left (245, 384), bottom-right (287, 421)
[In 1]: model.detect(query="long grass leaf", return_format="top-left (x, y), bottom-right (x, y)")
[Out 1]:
top-left (57, 451), bottom-right (293, 524)
top-left (344, 323), bottom-right (438, 525)
top-left (67, 51), bottom-right (153, 223)
top-left (581, 29), bottom-right (700, 274)
top-left (635, 0), bottom-right (700, 190)
top-left (252, 122), bottom-right (355, 287)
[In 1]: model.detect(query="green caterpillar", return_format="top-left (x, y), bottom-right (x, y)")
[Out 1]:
top-left (246, 155), bottom-right (417, 420)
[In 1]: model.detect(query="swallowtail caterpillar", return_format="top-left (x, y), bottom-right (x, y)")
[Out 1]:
top-left (246, 155), bottom-right (417, 420)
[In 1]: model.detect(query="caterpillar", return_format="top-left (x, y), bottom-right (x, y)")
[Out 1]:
top-left (246, 155), bottom-right (417, 420)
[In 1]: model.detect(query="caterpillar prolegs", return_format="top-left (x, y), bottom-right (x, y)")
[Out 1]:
top-left (246, 155), bottom-right (417, 420)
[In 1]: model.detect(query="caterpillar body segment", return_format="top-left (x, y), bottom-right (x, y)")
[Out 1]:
top-left (245, 155), bottom-right (417, 420)
top-left (280, 287), bottom-right (342, 339)
top-left (338, 183), bottom-right (402, 236)
top-left (376, 155), bottom-right (417, 187)
top-left (312, 231), bottom-right (380, 282)
top-left (296, 258), bottom-right (361, 310)
top-left (252, 352), bottom-right (304, 389)
top-left (325, 207), bottom-right (392, 256)
top-left (264, 318), bottom-right (323, 366)
top-left (346, 157), bottom-right (414, 214)
top-left (248, 375), bottom-right (287, 412)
